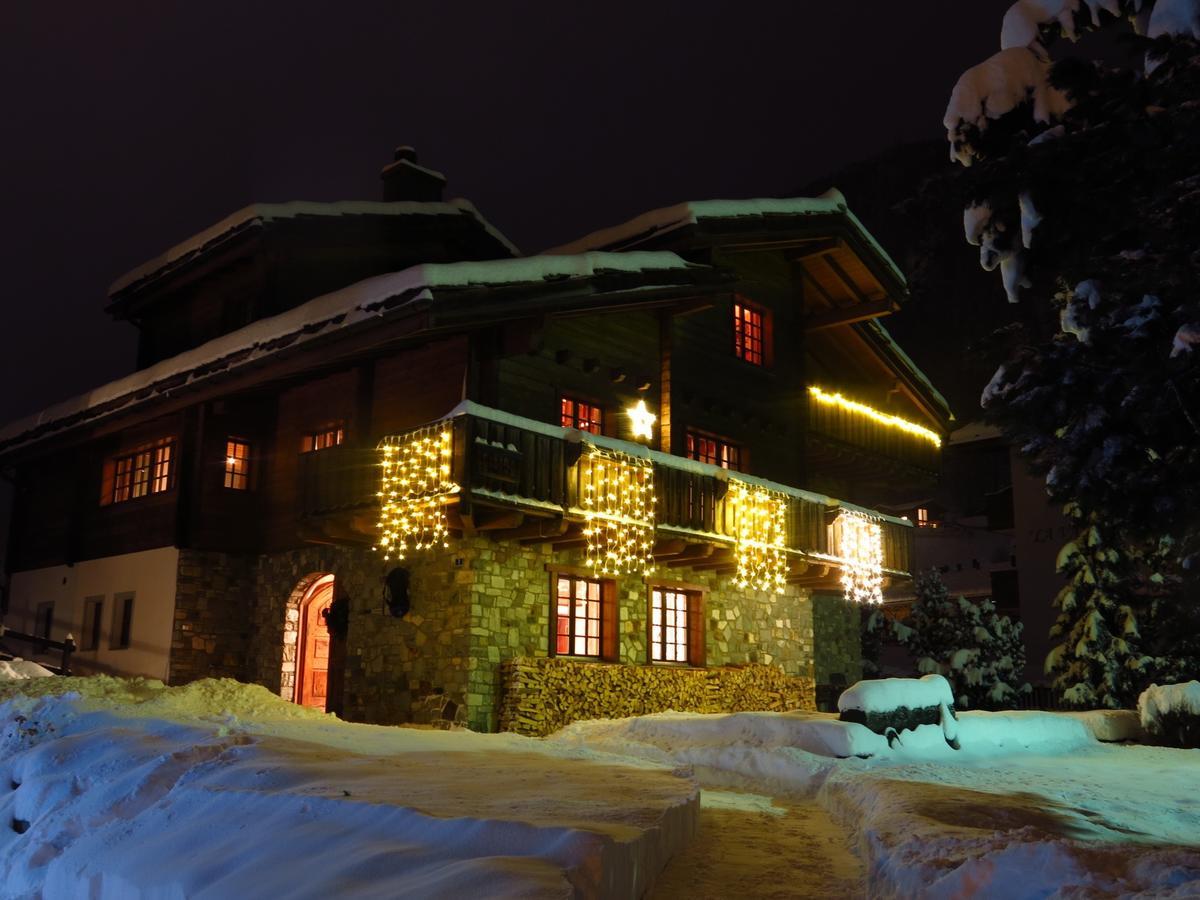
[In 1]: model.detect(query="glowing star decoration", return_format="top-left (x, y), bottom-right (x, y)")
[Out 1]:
top-left (808, 386), bottom-right (942, 447)
top-left (374, 425), bottom-right (459, 561)
top-left (831, 510), bottom-right (885, 605)
top-left (627, 400), bottom-right (656, 441)
top-left (581, 445), bottom-right (656, 576)
top-left (729, 480), bottom-right (788, 594)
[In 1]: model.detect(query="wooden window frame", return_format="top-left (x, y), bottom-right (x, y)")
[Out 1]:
top-left (101, 438), bottom-right (175, 506)
top-left (685, 429), bottom-right (743, 472)
top-left (110, 592), bottom-right (134, 651)
top-left (223, 438), bottom-right (252, 490)
top-left (733, 297), bottom-right (773, 367)
top-left (560, 396), bottom-right (605, 435)
top-left (35, 601), bottom-right (54, 641)
top-left (301, 422), bottom-right (345, 454)
top-left (546, 565), bottom-right (618, 661)
top-left (81, 595), bottom-right (104, 651)
top-left (645, 578), bottom-right (706, 667)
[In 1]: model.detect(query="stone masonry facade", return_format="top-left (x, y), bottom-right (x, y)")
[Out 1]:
top-left (169, 537), bottom-right (864, 732)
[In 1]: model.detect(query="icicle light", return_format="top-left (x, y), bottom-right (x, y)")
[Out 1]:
top-left (808, 385), bottom-right (942, 447)
top-left (832, 510), bottom-right (884, 605)
top-left (375, 425), bottom-right (458, 561)
top-left (581, 446), bottom-right (656, 576)
top-left (729, 480), bottom-right (788, 594)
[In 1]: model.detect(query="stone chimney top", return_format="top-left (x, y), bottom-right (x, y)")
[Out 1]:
top-left (380, 145), bottom-right (446, 202)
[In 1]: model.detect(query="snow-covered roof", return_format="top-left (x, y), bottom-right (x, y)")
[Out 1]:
top-left (949, 421), bottom-right (1005, 446)
top-left (860, 319), bottom-right (954, 423)
top-left (545, 189), bottom-right (906, 287)
top-left (107, 198), bottom-right (519, 297)
top-left (1, 252), bottom-right (704, 453)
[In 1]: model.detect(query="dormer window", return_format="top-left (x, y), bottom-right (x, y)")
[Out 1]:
top-left (102, 438), bottom-right (175, 505)
top-left (560, 397), bottom-right (603, 435)
top-left (734, 299), bottom-right (770, 366)
top-left (302, 423), bottom-right (344, 453)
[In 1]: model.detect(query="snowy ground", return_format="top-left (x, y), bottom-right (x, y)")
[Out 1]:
top-left (0, 677), bottom-right (696, 899)
top-left (3, 675), bottom-right (1199, 898)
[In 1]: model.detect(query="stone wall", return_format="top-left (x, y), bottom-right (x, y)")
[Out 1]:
top-left (252, 543), bottom-right (472, 726)
top-left (462, 536), bottom-right (816, 732)
top-left (500, 657), bottom-right (817, 737)
top-left (169, 549), bottom-right (254, 684)
top-left (811, 592), bottom-right (864, 686)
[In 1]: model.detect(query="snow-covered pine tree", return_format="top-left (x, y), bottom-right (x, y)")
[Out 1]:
top-left (902, 572), bottom-right (1030, 709)
top-left (946, 1), bottom-right (1200, 704)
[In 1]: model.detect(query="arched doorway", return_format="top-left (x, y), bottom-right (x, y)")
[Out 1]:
top-left (296, 574), bottom-right (335, 710)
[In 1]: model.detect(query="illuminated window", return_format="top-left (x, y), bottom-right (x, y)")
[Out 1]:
top-left (554, 575), bottom-right (603, 658)
top-left (106, 439), bottom-right (174, 505)
top-left (650, 588), bottom-right (692, 663)
top-left (916, 507), bottom-right (938, 529)
top-left (686, 431), bottom-right (741, 471)
top-left (302, 423), bottom-right (344, 453)
top-left (224, 439), bottom-right (251, 490)
top-left (561, 397), bottom-right (604, 435)
top-left (734, 299), bottom-right (769, 366)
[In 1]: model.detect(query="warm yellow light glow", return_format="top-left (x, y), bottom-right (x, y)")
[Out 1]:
top-left (831, 511), bottom-right (884, 605)
top-left (627, 400), bottom-right (657, 441)
top-left (729, 480), bottom-right (788, 594)
top-left (581, 446), bottom-right (656, 576)
top-left (375, 425), bottom-right (459, 561)
top-left (808, 386), bottom-right (942, 447)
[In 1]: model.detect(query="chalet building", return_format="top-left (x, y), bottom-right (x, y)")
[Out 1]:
top-left (0, 149), bottom-right (951, 731)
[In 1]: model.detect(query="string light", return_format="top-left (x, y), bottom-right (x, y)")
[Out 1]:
top-left (375, 425), bottom-right (458, 561)
top-left (729, 480), bottom-right (788, 594)
top-left (581, 445), bottom-right (656, 576)
top-left (808, 385), bottom-right (942, 447)
top-left (832, 510), bottom-right (884, 605)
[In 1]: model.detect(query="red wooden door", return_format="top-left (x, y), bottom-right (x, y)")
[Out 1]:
top-left (297, 577), bottom-right (333, 710)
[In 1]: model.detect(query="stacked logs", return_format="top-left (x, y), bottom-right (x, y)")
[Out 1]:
top-left (499, 657), bottom-right (817, 737)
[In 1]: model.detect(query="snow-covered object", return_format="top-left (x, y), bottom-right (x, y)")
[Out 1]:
top-left (1148, 0), bottom-right (1200, 39)
top-left (837, 674), bottom-right (954, 715)
top-left (1019, 191), bottom-right (1042, 248)
top-left (963, 202), bottom-right (993, 245)
top-left (1000, 249), bottom-right (1032, 303)
top-left (1138, 681), bottom-right (1200, 727)
top-left (1061, 280), bottom-right (1101, 342)
top-left (1001, 0), bottom-right (1125, 50)
top-left (944, 47), bottom-right (1072, 165)
top-left (0, 658), bottom-right (54, 680)
top-left (1029, 123), bottom-right (1066, 145)
top-left (1171, 322), bottom-right (1200, 357)
top-left (981, 362), bottom-right (1016, 408)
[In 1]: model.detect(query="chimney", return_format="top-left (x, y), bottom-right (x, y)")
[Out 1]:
top-left (380, 145), bottom-right (446, 202)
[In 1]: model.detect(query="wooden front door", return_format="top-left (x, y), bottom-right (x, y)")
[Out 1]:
top-left (297, 576), bottom-right (334, 710)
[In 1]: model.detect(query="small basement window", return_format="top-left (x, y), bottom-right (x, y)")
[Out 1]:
top-left (81, 596), bottom-right (104, 651)
top-left (560, 397), bottom-right (604, 435)
top-left (35, 602), bottom-right (54, 640)
top-left (301, 423), bottom-right (344, 453)
top-left (224, 439), bottom-right (251, 490)
top-left (111, 593), bottom-right (134, 651)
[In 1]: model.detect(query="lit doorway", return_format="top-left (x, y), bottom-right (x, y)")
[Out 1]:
top-left (295, 574), bottom-right (334, 710)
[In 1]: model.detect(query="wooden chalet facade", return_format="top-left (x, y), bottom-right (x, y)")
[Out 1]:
top-left (0, 150), bottom-right (950, 731)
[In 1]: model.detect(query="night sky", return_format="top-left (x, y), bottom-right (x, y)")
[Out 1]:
top-left (0, 1), bottom-right (1012, 425)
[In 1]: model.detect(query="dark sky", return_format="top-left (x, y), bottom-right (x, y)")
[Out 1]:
top-left (0, 1), bottom-right (1012, 425)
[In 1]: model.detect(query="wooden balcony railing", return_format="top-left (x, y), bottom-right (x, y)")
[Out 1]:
top-left (805, 388), bottom-right (941, 476)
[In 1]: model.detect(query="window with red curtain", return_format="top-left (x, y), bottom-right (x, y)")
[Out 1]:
top-left (560, 397), bottom-right (604, 435)
top-left (734, 300), bottom-right (768, 366)
top-left (685, 431), bottom-right (742, 471)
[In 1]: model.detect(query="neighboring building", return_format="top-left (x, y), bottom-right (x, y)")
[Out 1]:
top-left (0, 149), bottom-right (950, 731)
top-left (881, 422), bottom-right (1069, 684)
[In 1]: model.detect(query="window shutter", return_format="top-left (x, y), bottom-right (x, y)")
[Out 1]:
top-left (99, 459), bottom-right (116, 506)
top-left (687, 593), bottom-right (706, 667)
top-left (600, 580), bottom-right (619, 662)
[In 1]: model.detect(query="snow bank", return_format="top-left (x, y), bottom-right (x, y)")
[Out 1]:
top-left (1001, 0), bottom-right (1125, 50)
top-left (0, 658), bottom-right (54, 680)
top-left (837, 674), bottom-right (953, 715)
top-left (0, 678), bottom-right (698, 898)
top-left (1148, 0), bottom-right (1200, 40)
top-left (1172, 322), bottom-right (1200, 357)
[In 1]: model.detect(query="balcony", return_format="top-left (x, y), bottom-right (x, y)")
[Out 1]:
top-left (804, 386), bottom-right (942, 482)
top-left (300, 401), bottom-right (914, 587)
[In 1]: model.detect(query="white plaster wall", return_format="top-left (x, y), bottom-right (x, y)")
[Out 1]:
top-left (7, 547), bottom-right (180, 680)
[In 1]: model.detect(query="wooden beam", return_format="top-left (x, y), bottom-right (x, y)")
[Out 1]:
top-left (652, 538), bottom-right (688, 559)
top-left (475, 510), bottom-right (526, 531)
top-left (804, 297), bottom-right (895, 332)
top-left (787, 238), bottom-right (842, 262)
top-left (822, 254), bottom-right (872, 306)
top-left (664, 543), bottom-right (716, 568)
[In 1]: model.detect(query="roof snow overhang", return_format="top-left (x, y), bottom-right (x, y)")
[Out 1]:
top-left (105, 199), bottom-right (520, 316)
top-left (0, 252), bottom-right (730, 460)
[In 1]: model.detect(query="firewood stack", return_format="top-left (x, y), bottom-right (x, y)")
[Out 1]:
top-left (500, 657), bottom-right (816, 737)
